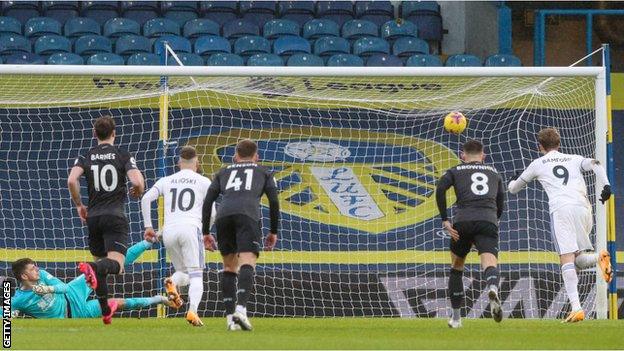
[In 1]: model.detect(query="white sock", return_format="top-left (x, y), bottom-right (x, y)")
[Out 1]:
top-left (227, 314), bottom-right (234, 324)
top-left (575, 253), bottom-right (598, 270)
top-left (188, 271), bottom-right (204, 314)
top-left (561, 263), bottom-right (582, 311)
top-left (235, 305), bottom-right (247, 315)
top-left (171, 271), bottom-right (190, 287)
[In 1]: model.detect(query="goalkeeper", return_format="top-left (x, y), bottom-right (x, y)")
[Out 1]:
top-left (10, 240), bottom-right (170, 318)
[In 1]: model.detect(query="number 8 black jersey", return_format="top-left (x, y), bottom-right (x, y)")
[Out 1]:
top-left (74, 143), bottom-right (137, 218)
top-left (436, 162), bottom-right (505, 225)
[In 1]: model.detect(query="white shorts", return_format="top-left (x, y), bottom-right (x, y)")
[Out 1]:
top-left (162, 224), bottom-right (205, 273)
top-left (550, 206), bottom-right (593, 255)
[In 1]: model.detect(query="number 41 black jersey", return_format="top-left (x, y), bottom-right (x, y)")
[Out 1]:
top-left (436, 162), bottom-right (505, 225)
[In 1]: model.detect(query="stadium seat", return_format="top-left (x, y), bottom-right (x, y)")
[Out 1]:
top-left (355, 1), bottom-right (393, 27)
top-left (234, 35), bottom-right (271, 57)
top-left (120, 1), bottom-right (159, 26)
top-left (199, 1), bottom-right (237, 25)
top-left (74, 34), bottom-right (112, 57)
top-left (401, 1), bottom-right (440, 17)
top-left (42, 1), bottom-right (79, 24)
top-left (316, 1), bottom-right (354, 27)
top-left (206, 53), bottom-right (244, 66)
top-left (143, 18), bottom-right (180, 39)
top-left (326, 53), bottom-right (363, 66)
top-left (445, 54), bottom-right (482, 67)
top-left (162, 2), bottom-right (199, 27)
top-left (115, 34), bottom-right (151, 57)
top-left (279, 1), bottom-right (315, 26)
top-left (405, 54), bottom-right (442, 66)
top-left (381, 19), bottom-right (418, 42)
top-left (0, 34), bottom-right (31, 57)
top-left (24, 17), bottom-right (62, 41)
top-left (167, 52), bottom-right (203, 66)
top-left (64, 17), bottom-right (100, 40)
top-left (406, 14), bottom-right (443, 41)
top-left (246, 53), bottom-right (283, 66)
top-left (0, 17), bottom-right (22, 36)
top-left (80, 1), bottom-right (119, 26)
top-left (342, 20), bottom-right (378, 41)
top-left (183, 19), bottom-right (220, 42)
top-left (222, 20), bottom-right (260, 41)
top-left (5, 52), bottom-right (45, 64)
top-left (240, 1), bottom-right (277, 27)
top-left (273, 36), bottom-right (311, 57)
top-left (126, 52), bottom-right (160, 65)
top-left (366, 53), bottom-right (403, 66)
top-left (353, 37), bottom-right (390, 57)
top-left (87, 52), bottom-right (124, 65)
top-left (313, 36), bottom-right (349, 58)
top-left (302, 19), bottom-right (339, 40)
top-left (392, 37), bottom-right (429, 59)
top-left (286, 53), bottom-right (323, 66)
top-left (194, 35), bottom-right (230, 57)
top-left (153, 35), bottom-right (192, 53)
top-left (485, 54), bottom-right (522, 67)
top-left (47, 52), bottom-right (83, 64)
top-left (263, 19), bottom-right (299, 40)
top-left (3, 1), bottom-right (41, 24)
top-left (34, 34), bottom-right (71, 56)
top-left (103, 18), bottom-right (140, 40)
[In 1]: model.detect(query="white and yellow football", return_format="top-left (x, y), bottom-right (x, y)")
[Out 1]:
top-left (443, 111), bottom-right (468, 134)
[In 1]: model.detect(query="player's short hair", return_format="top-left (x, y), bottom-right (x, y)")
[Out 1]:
top-left (463, 139), bottom-right (484, 155)
top-left (538, 128), bottom-right (561, 151)
top-left (236, 139), bottom-right (258, 159)
top-left (179, 146), bottom-right (197, 161)
top-left (93, 116), bottom-right (116, 141)
top-left (12, 258), bottom-right (35, 281)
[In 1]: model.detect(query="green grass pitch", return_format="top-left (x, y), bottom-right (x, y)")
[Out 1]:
top-left (10, 318), bottom-right (624, 349)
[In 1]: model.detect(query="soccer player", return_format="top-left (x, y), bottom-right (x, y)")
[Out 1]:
top-left (436, 140), bottom-right (505, 328)
top-left (508, 128), bottom-right (612, 323)
top-left (202, 139), bottom-right (279, 331)
top-left (67, 116), bottom-right (145, 324)
top-left (141, 146), bottom-right (216, 327)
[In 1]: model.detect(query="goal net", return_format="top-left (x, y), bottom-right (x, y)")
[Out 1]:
top-left (0, 66), bottom-right (608, 319)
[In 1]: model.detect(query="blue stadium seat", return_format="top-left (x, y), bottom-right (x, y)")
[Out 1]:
top-left (326, 53), bottom-right (363, 66)
top-left (64, 17), bottom-right (100, 40)
top-left (366, 53), bottom-right (403, 66)
top-left (401, 1), bottom-right (440, 17)
top-left (126, 52), bottom-right (160, 65)
top-left (153, 35), bottom-right (192, 53)
top-left (167, 52), bottom-right (204, 66)
top-left (42, 2), bottom-right (79, 24)
top-left (199, 1), bottom-right (237, 25)
top-left (313, 36), bottom-right (349, 58)
top-left (355, 1), bottom-right (393, 27)
top-left (392, 37), bottom-right (428, 59)
top-left (406, 14), bottom-right (443, 41)
top-left (3, 1), bottom-right (41, 24)
top-left (87, 52), bottom-right (124, 65)
top-left (240, 1), bottom-right (277, 27)
top-left (115, 34), bottom-right (151, 57)
top-left (206, 53), bottom-right (244, 66)
top-left (120, 1), bottom-right (159, 26)
top-left (222, 20), bottom-right (259, 41)
top-left (405, 54), bottom-right (442, 66)
top-left (34, 34), bottom-right (71, 56)
top-left (74, 34), bottom-right (112, 57)
top-left (485, 54), bottom-right (522, 67)
top-left (234, 35), bottom-right (270, 57)
top-left (247, 53), bottom-right (283, 66)
top-left (302, 19), bottom-right (339, 40)
top-left (47, 52), bottom-right (83, 64)
top-left (0, 17), bottom-right (22, 36)
top-left (273, 36), bottom-right (310, 57)
top-left (264, 19), bottom-right (299, 40)
top-left (183, 19), bottom-right (220, 42)
top-left (143, 18), bottom-right (180, 39)
top-left (342, 19), bottom-right (378, 41)
top-left (353, 37), bottom-right (389, 57)
top-left (0, 34), bottom-right (31, 57)
top-left (317, 1), bottom-right (354, 26)
top-left (194, 35), bottom-right (230, 57)
top-left (381, 19), bottom-right (417, 42)
top-left (103, 18), bottom-right (140, 40)
top-left (287, 53), bottom-right (323, 66)
top-left (5, 52), bottom-right (45, 64)
top-left (24, 17), bottom-right (62, 41)
top-left (162, 2), bottom-right (198, 27)
top-left (279, 1), bottom-right (315, 26)
top-left (445, 54), bottom-right (482, 67)
top-left (80, 1), bottom-right (119, 26)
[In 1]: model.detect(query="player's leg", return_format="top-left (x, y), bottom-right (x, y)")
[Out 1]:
top-left (179, 229), bottom-right (206, 327)
top-left (572, 208), bottom-right (612, 283)
top-left (124, 240), bottom-right (153, 266)
top-left (474, 221), bottom-right (502, 323)
top-left (162, 230), bottom-right (186, 309)
top-left (231, 216), bottom-right (262, 331)
top-left (216, 216), bottom-right (241, 330)
top-left (115, 296), bottom-right (171, 311)
top-left (447, 222), bottom-right (471, 329)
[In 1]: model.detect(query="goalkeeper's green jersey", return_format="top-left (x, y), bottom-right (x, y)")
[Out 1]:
top-left (11, 269), bottom-right (69, 318)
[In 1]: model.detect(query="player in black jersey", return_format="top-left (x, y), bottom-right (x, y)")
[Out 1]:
top-left (435, 140), bottom-right (505, 328)
top-left (67, 116), bottom-right (145, 324)
top-left (202, 139), bottom-right (279, 331)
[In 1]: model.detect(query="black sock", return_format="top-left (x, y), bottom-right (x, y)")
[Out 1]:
top-left (448, 268), bottom-right (464, 310)
top-left (95, 258), bottom-right (121, 275)
top-left (236, 265), bottom-right (255, 309)
top-left (484, 266), bottom-right (499, 289)
top-left (91, 259), bottom-right (120, 316)
top-left (222, 271), bottom-right (237, 315)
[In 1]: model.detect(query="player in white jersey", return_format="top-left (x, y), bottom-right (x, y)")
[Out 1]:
top-left (508, 128), bottom-right (613, 323)
top-left (140, 146), bottom-right (217, 327)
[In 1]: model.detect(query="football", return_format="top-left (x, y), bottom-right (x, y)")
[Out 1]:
top-left (444, 111), bottom-right (468, 134)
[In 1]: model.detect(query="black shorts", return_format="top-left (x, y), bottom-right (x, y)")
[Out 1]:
top-left (450, 220), bottom-right (499, 258)
top-left (86, 215), bottom-right (129, 257)
top-left (216, 214), bottom-right (262, 256)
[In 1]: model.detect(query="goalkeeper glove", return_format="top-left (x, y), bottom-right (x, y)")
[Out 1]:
top-left (600, 185), bottom-right (612, 204)
top-left (32, 284), bottom-right (54, 295)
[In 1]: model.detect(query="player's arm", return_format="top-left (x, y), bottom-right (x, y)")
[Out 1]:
top-left (435, 170), bottom-right (459, 240)
top-left (202, 175), bottom-right (221, 236)
top-left (581, 158), bottom-right (611, 203)
top-left (67, 157), bottom-right (87, 223)
top-left (140, 179), bottom-right (162, 242)
top-left (33, 270), bottom-right (68, 295)
top-left (496, 175), bottom-right (506, 220)
top-left (124, 153), bottom-right (144, 198)
top-left (264, 174), bottom-right (280, 251)
top-left (508, 162), bottom-right (536, 194)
